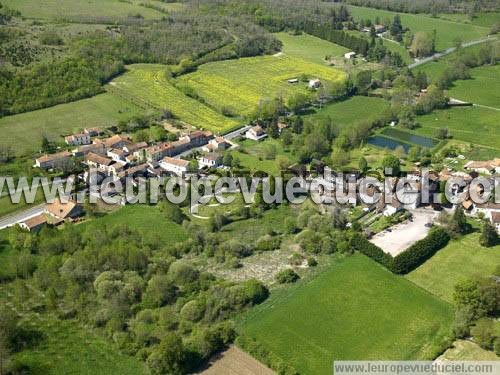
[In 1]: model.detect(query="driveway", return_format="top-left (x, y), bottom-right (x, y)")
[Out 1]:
top-left (0, 203), bottom-right (46, 230)
top-left (369, 209), bottom-right (438, 256)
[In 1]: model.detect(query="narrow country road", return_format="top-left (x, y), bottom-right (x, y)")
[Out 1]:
top-left (0, 203), bottom-right (46, 230)
top-left (408, 36), bottom-right (496, 69)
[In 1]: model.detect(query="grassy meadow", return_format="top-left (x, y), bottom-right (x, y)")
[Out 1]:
top-left (439, 340), bottom-right (499, 360)
top-left (410, 106), bottom-right (500, 151)
top-left (2, 0), bottom-right (165, 20)
top-left (406, 232), bottom-right (500, 303)
top-left (346, 5), bottom-right (490, 51)
top-left (0, 93), bottom-right (143, 156)
top-left (78, 204), bottom-right (187, 245)
top-left (111, 64), bottom-right (240, 133)
top-left (276, 32), bottom-right (349, 65)
top-left (447, 64), bottom-right (500, 108)
top-left (305, 95), bottom-right (390, 126)
top-left (240, 255), bottom-right (453, 374)
top-left (177, 55), bottom-right (347, 117)
top-left (229, 138), bottom-right (297, 176)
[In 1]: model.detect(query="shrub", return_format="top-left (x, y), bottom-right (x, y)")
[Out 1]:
top-left (255, 235), bottom-right (281, 252)
top-left (276, 269), bottom-right (299, 284)
top-left (391, 228), bottom-right (450, 274)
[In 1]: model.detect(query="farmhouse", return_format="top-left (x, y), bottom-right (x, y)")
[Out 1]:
top-left (84, 152), bottom-right (124, 177)
top-left (344, 51), bottom-right (356, 59)
top-left (245, 125), bottom-right (267, 141)
top-left (19, 214), bottom-right (48, 232)
top-left (208, 137), bottom-right (231, 151)
top-left (159, 157), bottom-right (190, 177)
top-left (35, 151), bottom-right (72, 170)
top-left (95, 135), bottom-right (132, 150)
top-left (308, 79), bottom-right (321, 89)
top-left (65, 133), bottom-right (91, 146)
top-left (45, 198), bottom-right (83, 221)
top-left (199, 153), bottom-right (223, 169)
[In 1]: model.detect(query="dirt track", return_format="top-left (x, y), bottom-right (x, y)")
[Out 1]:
top-left (198, 346), bottom-right (274, 375)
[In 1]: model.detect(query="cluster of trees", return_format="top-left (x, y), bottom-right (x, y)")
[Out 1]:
top-left (4, 223), bottom-right (270, 373)
top-left (453, 273), bottom-right (499, 354)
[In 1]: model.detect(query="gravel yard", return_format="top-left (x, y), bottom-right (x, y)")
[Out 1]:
top-left (369, 209), bottom-right (438, 256)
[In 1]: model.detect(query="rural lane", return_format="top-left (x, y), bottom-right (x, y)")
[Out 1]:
top-left (408, 36), bottom-right (497, 69)
top-left (0, 203), bottom-right (46, 230)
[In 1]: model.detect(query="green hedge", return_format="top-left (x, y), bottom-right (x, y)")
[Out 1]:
top-left (350, 228), bottom-right (450, 275)
top-left (350, 233), bottom-right (393, 269)
top-left (391, 227), bottom-right (450, 274)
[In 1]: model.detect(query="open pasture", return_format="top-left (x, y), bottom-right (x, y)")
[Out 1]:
top-left (239, 254), bottom-right (453, 375)
top-left (1, 0), bottom-right (165, 21)
top-left (346, 5), bottom-right (490, 51)
top-left (406, 232), bottom-right (500, 303)
top-left (447, 64), bottom-right (500, 108)
top-left (0, 92), bottom-right (143, 156)
top-left (411, 106), bottom-right (500, 151)
top-left (305, 95), bottom-right (390, 126)
top-left (78, 204), bottom-right (187, 245)
top-left (177, 55), bottom-right (347, 117)
top-left (276, 32), bottom-right (349, 65)
top-left (111, 64), bottom-right (240, 133)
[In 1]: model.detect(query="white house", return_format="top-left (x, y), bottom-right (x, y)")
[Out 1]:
top-left (308, 79), bottom-right (321, 89)
top-left (65, 133), bottom-right (91, 146)
top-left (344, 51), bottom-right (356, 59)
top-left (245, 125), bottom-right (267, 141)
top-left (199, 153), bottom-right (222, 169)
top-left (159, 157), bottom-right (189, 177)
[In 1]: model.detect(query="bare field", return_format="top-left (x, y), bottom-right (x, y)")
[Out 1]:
top-left (198, 346), bottom-right (274, 375)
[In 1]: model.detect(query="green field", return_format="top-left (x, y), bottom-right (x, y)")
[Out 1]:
top-left (276, 32), bottom-right (349, 65)
top-left (305, 95), bottom-right (390, 126)
top-left (240, 255), bottom-right (453, 374)
top-left (447, 64), bottom-right (500, 108)
top-left (2, 0), bottom-right (165, 20)
top-left (13, 315), bottom-right (148, 374)
top-left (406, 232), bottom-right (500, 303)
top-left (230, 138), bottom-right (297, 176)
top-left (347, 5), bottom-right (490, 51)
top-left (79, 204), bottom-right (187, 245)
top-left (177, 54), bottom-right (347, 117)
top-left (411, 106), bottom-right (500, 151)
top-left (437, 12), bottom-right (500, 28)
top-left (0, 93), bottom-right (143, 156)
top-left (111, 64), bottom-right (240, 133)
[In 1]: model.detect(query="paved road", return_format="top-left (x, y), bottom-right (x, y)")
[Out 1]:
top-left (223, 125), bottom-right (251, 140)
top-left (408, 36), bottom-right (496, 69)
top-left (0, 203), bottom-right (46, 230)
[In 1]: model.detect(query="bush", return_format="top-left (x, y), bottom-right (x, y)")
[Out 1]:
top-left (276, 269), bottom-right (299, 284)
top-left (255, 235), bottom-right (281, 252)
top-left (391, 227), bottom-right (450, 274)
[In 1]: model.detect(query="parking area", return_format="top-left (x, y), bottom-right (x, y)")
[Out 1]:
top-left (369, 209), bottom-right (438, 256)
